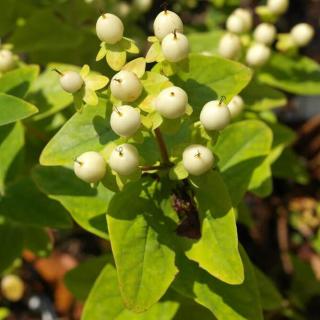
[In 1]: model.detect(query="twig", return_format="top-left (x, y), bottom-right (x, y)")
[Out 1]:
top-left (140, 164), bottom-right (172, 171)
top-left (277, 206), bottom-right (293, 274)
top-left (154, 127), bottom-right (171, 165)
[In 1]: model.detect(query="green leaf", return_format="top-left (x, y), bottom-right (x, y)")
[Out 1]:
top-left (241, 80), bottom-right (287, 111)
top-left (107, 179), bottom-right (178, 312)
top-left (188, 30), bottom-right (223, 55)
top-left (23, 227), bottom-right (52, 258)
top-left (0, 93), bottom-right (38, 126)
top-left (27, 63), bottom-right (76, 121)
top-left (64, 255), bottom-right (108, 301)
top-left (248, 122), bottom-right (295, 197)
top-left (10, 10), bottom-right (82, 52)
top-left (258, 53), bottom-right (320, 95)
top-left (82, 259), bottom-right (179, 320)
top-left (272, 148), bottom-right (309, 185)
top-left (183, 171), bottom-right (243, 285)
top-left (32, 166), bottom-right (112, 239)
top-left (214, 120), bottom-right (273, 205)
top-left (0, 122), bottom-right (24, 193)
top-left (171, 54), bottom-right (252, 118)
top-left (254, 267), bottom-right (283, 311)
top-left (40, 98), bottom-right (116, 166)
top-left (0, 177), bottom-right (72, 229)
top-left (123, 58), bottom-right (146, 78)
top-left (0, 222), bottom-right (23, 274)
top-left (173, 247), bottom-right (263, 320)
top-left (0, 65), bottom-right (39, 98)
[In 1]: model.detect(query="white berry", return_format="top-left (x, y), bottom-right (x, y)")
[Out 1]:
top-left (109, 144), bottom-right (139, 176)
top-left (96, 13), bottom-right (124, 44)
top-left (234, 8), bottom-right (252, 32)
top-left (182, 144), bottom-right (214, 176)
top-left (226, 14), bottom-right (246, 34)
top-left (110, 70), bottom-right (143, 102)
top-left (254, 23), bottom-right (277, 46)
top-left (154, 86), bottom-right (188, 119)
top-left (267, 0), bottom-right (289, 15)
top-left (218, 33), bottom-right (241, 60)
top-left (153, 10), bottom-right (183, 41)
top-left (59, 71), bottom-right (84, 93)
top-left (291, 23), bottom-right (314, 47)
top-left (161, 32), bottom-right (189, 62)
top-left (246, 43), bottom-right (271, 67)
top-left (228, 95), bottom-right (244, 119)
top-left (200, 100), bottom-right (231, 131)
top-left (1, 275), bottom-right (24, 302)
top-left (110, 105), bottom-right (141, 137)
top-left (74, 151), bottom-right (106, 183)
top-left (0, 49), bottom-right (15, 72)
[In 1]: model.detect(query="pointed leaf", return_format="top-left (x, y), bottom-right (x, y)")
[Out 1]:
top-left (106, 49), bottom-right (127, 71)
top-left (107, 180), bottom-right (178, 312)
top-left (183, 171), bottom-right (243, 285)
top-left (40, 98), bottom-right (117, 166)
top-left (123, 58), bottom-right (146, 78)
top-left (0, 93), bottom-right (38, 126)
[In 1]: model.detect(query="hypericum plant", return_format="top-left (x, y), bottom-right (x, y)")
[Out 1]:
top-left (35, 6), bottom-right (279, 319)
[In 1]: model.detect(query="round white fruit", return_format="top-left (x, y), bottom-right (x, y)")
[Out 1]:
top-left (153, 10), bottom-right (183, 41)
top-left (154, 86), bottom-right (188, 119)
top-left (74, 151), bottom-right (106, 183)
top-left (227, 95), bottom-right (244, 119)
top-left (110, 105), bottom-right (141, 137)
top-left (1, 275), bottom-right (24, 302)
top-left (59, 71), bottom-right (84, 93)
top-left (110, 70), bottom-right (143, 102)
top-left (182, 144), bottom-right (214, 176)
top-left (0, 49), bottom-right (15, 72)
top-left (96, 13), bottom-right (124, 44)
top-left (161, 32), bottom-right (189, 63)
top-left (291, 23), bottom-right (314, 47)
top-left (200, 100), bottom-right (231, 131)
top-left (226, 14), bottom-right (246, 34)
top-left (246, 43), bottom-right (271, 67)
top-left (254, 23), bottom-right (277, 46)
top-left (109, 144), bottom-right (139, 176)
top-left (267, 0), bottom-right (289, 15)
top-left (234, 8), bottom-right (252, 32)
top-left (218, 33), bottom-right (241, 59)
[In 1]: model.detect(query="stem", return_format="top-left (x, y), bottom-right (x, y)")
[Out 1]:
top-left (140, 164), bottom-right (172, 172)
top-left (154, 128), bottom-right (170, 165)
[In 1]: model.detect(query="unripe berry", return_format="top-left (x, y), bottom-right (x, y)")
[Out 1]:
top-left (1, 275), bottom-right (24, 302)
top-left (182, 144), bottom-right (214, 176)
top-left (218, 33), bottom-right (241, 60)
top-left (0, 49), bottom-right (15, 72)
top-left (227, 95), bottom-right (244, 119)
top-left (59, 71), bottom-right (84, 93)
top-left (109, 144), bottom-right (139, 176)
top-left (74, 151), bottom-right (106, 183)
top-left (110, 105), bottom-right (141, 137)
top-left (234, 8), bottom-right (252, 32)
top-left (246, 43), bottom-right (271, 67)
top-left (161, 31), bottom-right (189, 63)
top-left (200, 99), bottom-right (231, 131)
top-left (291, 23), bottom-right (314, 47)
top-left (154, 86), bottom-right (188, 119)
top-left (267, 0), bottom-right (289, 15)
top-left (96, 13), bottom-right (124, 44)
top-left (110, 70), bottom-right (143, 102)
top-left (226, 14), bottom-right (246, 34)
top-left (153, 10), bottom-right (183, 41)
top-left (254, 23), bottom-right (277, 46)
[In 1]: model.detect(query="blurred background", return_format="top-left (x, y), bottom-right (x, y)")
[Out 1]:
top-left (0, 0), bottom-right (319, 319)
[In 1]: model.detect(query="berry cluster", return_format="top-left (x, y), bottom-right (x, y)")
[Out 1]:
top-left (54, 10), bottom-right (245, 185)
top-left (219, 0), bottom-right (315, 67)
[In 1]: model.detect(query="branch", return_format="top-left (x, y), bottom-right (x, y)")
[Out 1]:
top-left (140, 164), bottom-right (172, 172)
top-left (154, 127), bottom-right (170, 165)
